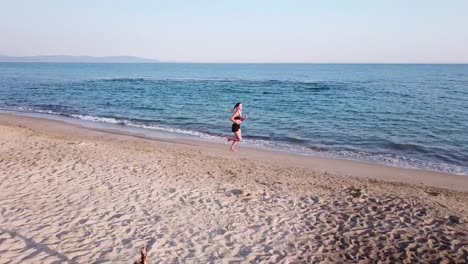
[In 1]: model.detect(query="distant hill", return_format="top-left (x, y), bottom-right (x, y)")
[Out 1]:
top-left (0, 55), bottom-right (160, 63)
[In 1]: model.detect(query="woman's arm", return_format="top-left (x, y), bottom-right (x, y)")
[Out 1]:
top-left (230, 110), bottom-right (241, 124)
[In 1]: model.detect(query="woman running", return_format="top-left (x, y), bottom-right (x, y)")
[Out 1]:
top-left (227, 102), bottom-right (247, 151)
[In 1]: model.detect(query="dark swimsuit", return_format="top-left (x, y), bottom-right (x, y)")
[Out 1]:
top-left (232, 115), bottom-right (241, 132)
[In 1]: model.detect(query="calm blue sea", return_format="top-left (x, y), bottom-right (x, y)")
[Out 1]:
top-left (1, 63), bottom-right (467, 175)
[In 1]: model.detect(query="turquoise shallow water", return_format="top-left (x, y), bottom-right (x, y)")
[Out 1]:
top-left (1, 63), bottom-right (467, 175)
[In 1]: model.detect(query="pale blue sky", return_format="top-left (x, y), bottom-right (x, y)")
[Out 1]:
top-left (1, 0), bottom-right (467, 63)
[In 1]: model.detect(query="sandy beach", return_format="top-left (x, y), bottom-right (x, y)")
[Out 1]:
top-left (0, 113), bottom-right (467, 263)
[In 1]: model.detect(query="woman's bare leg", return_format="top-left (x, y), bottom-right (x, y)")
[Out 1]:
top-left (230, 130), bottom-right (242, 151)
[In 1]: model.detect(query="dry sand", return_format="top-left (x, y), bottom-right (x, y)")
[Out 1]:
top-left (0, 114), bottom-right (467, 263)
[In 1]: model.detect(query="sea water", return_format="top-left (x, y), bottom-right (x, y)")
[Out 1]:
top-left (1, 63), bottom-right (467, 175)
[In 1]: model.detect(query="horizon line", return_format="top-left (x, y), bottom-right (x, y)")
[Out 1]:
top-left (1, 55), bottom-right (467, 64)
top-left (1, 61), bottom-right (467, 65)
top-left (0, 54), bottom-right (468, 65)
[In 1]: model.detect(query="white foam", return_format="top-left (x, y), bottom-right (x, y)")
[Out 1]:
top-left (242, 140), bottom-right (468, 175)
top-left (67, 113), bottom-right (224, 140)
top-left (123, 121), bottom-right (224, 141)
top-left (71, 114), bottom-right (122, 124)
top-left (7, 106), bottom-right (60, 115)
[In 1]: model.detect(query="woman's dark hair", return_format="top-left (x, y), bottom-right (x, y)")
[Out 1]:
top-left (232, 102), bottom-right (241, 112)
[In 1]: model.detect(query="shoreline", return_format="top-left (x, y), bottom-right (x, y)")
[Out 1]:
top-left (0, 109), bottom-right (468, 177)
top-left (1, 112), bottom-right (467, 192)
top-left (2, 108), bottom-right (466, 177)
top-left (1, 112), bottom-right (467, 262)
